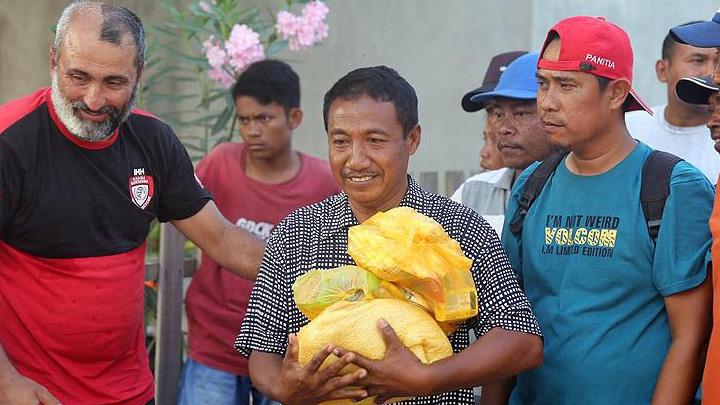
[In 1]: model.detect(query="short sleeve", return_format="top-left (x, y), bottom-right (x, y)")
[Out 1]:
top-left (463, 214), bottom-right (542, 338)
top-left (501, 163), bottom-right (536, 281)
top-left (235, 222), bottom-right (291, 357)
top-left (0, 142), bottom-right (22, 237)
top-left (155, 125), bottom-right (211, 222)
top-left (652, 162), bottom-right (714, 296)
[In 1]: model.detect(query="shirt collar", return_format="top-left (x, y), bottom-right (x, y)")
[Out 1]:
top-left (320, 175), bottom-right (426, 240)
top-left (496, 168), bottom-right (516, 191)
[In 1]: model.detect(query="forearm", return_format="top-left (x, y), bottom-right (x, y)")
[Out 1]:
top-left (248, 351), bottom-right (285, 401)
top-left (172, 201), bottom-right (265, 280)
top-left (210, 224), bottom-right (265, 280)
top-left (479, 378), bottom-right (516, 405)
top-left (0, 344), bottom-right (19, 384)
top-left (425, 328), bottom-right (542, 395)
top-left (651, 338), bottom-right (707, 405)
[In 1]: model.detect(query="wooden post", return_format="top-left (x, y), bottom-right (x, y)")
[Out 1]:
top-left (154, 223), bottom-right (186, 405)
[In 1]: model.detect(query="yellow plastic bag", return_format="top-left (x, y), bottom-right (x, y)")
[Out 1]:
top-left (297, 299), bottom-right (454, 405)
top-left (347, 207), bottom-right (478, 322)
top-left (292, 265), bottom-right (407, 320)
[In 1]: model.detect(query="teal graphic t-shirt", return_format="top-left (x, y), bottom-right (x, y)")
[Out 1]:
top-left (502, 142), bottom-right (713, 404)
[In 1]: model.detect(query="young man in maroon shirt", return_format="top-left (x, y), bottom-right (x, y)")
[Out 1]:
top-left (180, 60), bottom-right (338, 405)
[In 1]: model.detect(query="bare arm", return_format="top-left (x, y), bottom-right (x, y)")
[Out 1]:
top-left (479, 378), bottom-right (516, 405)
top-left (248, 334), bottom-right (368, 405)
top-left (339, 321), bottom-right (542, 403)
top-left (651, 271), bottom-right (712, 405)
top-left (0, 344), bottom-right (60, 405)
top-left (172, 200), bottom-right (265, 280)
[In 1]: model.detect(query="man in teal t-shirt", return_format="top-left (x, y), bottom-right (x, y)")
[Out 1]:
top-left (491, 16), bottom-right (714, 405)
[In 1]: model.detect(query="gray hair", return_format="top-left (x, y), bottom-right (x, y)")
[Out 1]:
top-left (54, 0), bottom-right (146, 73)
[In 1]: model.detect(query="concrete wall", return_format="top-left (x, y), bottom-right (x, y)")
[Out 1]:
top-left (0, 0), bottom-right (166, 100)
top-left (3, 0), bottom-right (718, 194)
top-left (283, 0), bottom-right (533, 193)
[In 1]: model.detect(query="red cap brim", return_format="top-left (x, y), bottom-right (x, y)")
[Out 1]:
top-left (626, 87), bottom-right (652, 115)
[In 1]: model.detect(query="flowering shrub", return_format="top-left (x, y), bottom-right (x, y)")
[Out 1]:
top-left (276, 0), bottom-right (329, 51)
top-left (141, 0), bottom-right (330, 159)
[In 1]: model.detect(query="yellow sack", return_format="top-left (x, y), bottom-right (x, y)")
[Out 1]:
top-left (347, 207), bottom-right (478, 322)
top-left (292, 265), bottom-right (407, 320)
top-left (297, 299), bottom-right (453, 405)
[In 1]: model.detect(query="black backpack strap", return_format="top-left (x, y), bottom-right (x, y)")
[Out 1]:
top-left (640, 150), bottom-right (682, 242)
top-left (509, 151), bottom-right (569, 234)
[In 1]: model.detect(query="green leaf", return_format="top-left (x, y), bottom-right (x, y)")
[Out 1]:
top-left (211, 105), bottom-right (234, 135)
top-left (183, 143), bottom-right (207, 153)
top-left (267, 40), bottom-right (288, 57)
top-left (144, 93), bottom-right (197, 101)
top-left (198, 90), bottom-right (229, 109)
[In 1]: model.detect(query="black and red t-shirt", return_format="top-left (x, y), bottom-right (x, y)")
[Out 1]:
top-left (0, 88), bottom-right (211, 404)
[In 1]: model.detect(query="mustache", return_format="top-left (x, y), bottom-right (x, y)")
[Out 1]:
top-left (498, 141), bottom-right (521, 149)
top-left (342, 171), bottom-right (378, 177)
top-left (71, 101), bottom-right (120, 118)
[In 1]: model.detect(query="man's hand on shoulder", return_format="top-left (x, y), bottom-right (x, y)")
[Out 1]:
top-left (0, 372), bottom-right (61, 405)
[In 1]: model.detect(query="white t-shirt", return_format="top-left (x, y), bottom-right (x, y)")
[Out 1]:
top-left (626, 104), bottom-right (719, 183)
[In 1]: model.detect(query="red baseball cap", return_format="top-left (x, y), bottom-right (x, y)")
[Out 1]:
top-left (537, 16), bottom-right (652, 114)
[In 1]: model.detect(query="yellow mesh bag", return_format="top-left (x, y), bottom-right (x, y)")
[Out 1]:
top-left (297, 299), bottom-right (453, 405)
top-left (347, 207), bottom-right (478, 322)
top-left (292, 265), bottom-right (407, 320)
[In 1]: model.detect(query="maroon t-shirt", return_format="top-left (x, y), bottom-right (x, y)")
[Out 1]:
top-left (186, 142), bottom-right (338, 375)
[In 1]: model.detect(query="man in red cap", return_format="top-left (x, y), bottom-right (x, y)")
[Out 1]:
top-left (494, 16), bottom-right (714, 404)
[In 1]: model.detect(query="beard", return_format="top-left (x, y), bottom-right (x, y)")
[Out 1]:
top-left (50, 72), bottom-right (137, 142)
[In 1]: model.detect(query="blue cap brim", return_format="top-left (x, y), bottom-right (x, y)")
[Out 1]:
top-left (469, 89), bottom-right (537, 104)
top-left (671, 20), bottom-right (720, 48)
top-left (676, 75), bottom-right (718, 105)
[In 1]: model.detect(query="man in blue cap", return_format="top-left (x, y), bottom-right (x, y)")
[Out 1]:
top-left (625, 22), bottom-right (719, 182)
top-left (461, 51), bottom-right (527, 172)
top-left (670, 13), bottom-right (720, 402)
top-left (452, 53), bottom-right (556, 233)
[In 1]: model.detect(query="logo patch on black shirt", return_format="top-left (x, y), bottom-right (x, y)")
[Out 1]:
top-left (129, 172), bottom-right (154, 209)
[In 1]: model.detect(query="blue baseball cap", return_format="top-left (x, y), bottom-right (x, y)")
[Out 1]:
top-left (670, 10), bottom-right (720, 47)
top-left (676, 75), bottom-right (719, 105)
top-left (462, 51), bottom-right (527, 112)
top-left (469, 53), bottom-right (539, 104)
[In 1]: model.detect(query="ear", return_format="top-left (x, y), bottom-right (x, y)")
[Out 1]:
top-left (608, 79), bottom-right (632, 111)
top-left (49, 46), bottom-right (58, 78)
top-left (405, 124), bottom-right (421, 156)
top-left (288, 107), bottom-right (303, 130)
top-left (656, 59), bottom-right (668, 83)
top-left (136, 65), bottom-right (145, 83)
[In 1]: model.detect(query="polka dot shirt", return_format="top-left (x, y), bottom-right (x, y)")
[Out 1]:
top-left (235, 177), bottom-right (542, 404)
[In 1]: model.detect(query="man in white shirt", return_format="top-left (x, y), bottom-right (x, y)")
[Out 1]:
top-left (625, 22), bottom-right (720, 181)
top-left (452, 53), bottom-right (556, 233)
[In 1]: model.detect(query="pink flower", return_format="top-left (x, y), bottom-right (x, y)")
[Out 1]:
top-left (275, 1), bottom-right (329, 51)
top-left (208, 67), bottom-right (235, 89)
top-left (225, 24), bottom-right (265, 72)
top-left (198, 1), bottom-right (212, 13)
top-left (302, 0), bottom-right (329, 25)
top-left (203, 37), bottom-right (227, 69)
top-left (276, 11), bottom-right (301, 37)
